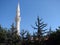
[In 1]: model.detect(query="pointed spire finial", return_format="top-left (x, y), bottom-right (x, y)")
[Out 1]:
top-left (17, 0), bottom-right (20, 11)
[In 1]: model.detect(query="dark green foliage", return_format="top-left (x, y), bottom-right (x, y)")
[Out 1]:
top-left (32, 16), bottom-right (47, 42)
top-left (9, 23), bottom-right (21, 45)
top-left (25, 32), bottom-right (31, 45)
top-left (45, 27), bottom-right (60, 45)
top-left (0, 24), bottom-right (21, 45)
top-left (46, 27), bottom-right (53, 37)
top-left (20, 30), bottom-right (27, 45)
top-left (0, 16), bottom-right (60, 45)
top-left (20, 30), bottom-right (27, 38)
top-left (0, 25), bottom-right (7, 43)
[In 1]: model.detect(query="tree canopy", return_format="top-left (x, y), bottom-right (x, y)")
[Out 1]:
top-left (0, 16), bottom-right (60, 45)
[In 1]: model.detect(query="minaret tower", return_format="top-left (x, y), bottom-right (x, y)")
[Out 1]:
top-left (16, 1), bottom-right (21, 35)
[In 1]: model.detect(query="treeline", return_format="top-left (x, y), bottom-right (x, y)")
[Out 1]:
top-left (0, 16), bottom-right (60, 45)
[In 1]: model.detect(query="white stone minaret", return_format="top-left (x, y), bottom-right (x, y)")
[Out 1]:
top-left (16, 1), bottom-right (21, 35)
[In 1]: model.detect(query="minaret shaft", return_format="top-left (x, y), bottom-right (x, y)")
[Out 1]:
top-left (16, 2), bottom-right (21, 35)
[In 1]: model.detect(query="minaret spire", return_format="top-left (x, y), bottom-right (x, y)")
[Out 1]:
top-left (16, 0), bottom-right (21, 35)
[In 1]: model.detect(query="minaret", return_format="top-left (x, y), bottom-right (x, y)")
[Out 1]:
top-left (16, 1), bottom-right (21, 35)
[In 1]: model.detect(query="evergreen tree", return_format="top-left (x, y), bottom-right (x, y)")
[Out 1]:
top-left (20, 30), bottom-right (27, 45)
top-left (32, 16), bottom-right (47, 42)
top-left (26, 32), bottom-right (31, 45)
top-left (47, 27), bottom-right (53, 37)
top-left (7, 23), bottom-right (20, 45)
top-left (0, 25), bottom-right (7, 45)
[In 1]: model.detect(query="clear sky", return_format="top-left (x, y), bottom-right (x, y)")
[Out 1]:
top-left (0, 0), bottom-right (60, 34)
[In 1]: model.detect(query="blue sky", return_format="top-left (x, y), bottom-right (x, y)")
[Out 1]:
top-left (0, 0), bottom-right (60, 34)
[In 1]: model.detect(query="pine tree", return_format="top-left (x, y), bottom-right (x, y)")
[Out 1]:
top-left (20, 30), bottom-right (27, 45)
top-left (32, 16), bottom-right (47, 41)
top-left (7, 23), bottom-right (20, 45)
top-left (26, 32), bottom-right (31, 45)
top-left (47, 27), bottom-right (53, 36)
top-left (0, 25), bottom-right (7, 44)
